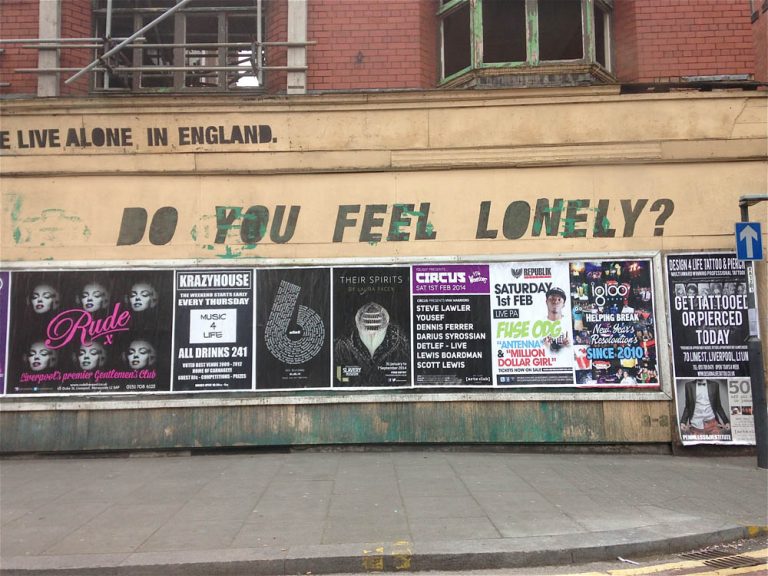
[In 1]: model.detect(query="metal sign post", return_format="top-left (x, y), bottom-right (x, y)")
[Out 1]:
top-left (738, 195), bottom-right (767, 469)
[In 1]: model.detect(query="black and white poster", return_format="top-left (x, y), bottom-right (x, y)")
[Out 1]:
top-left (333, 266), bottom-right (411, 387)
top-left (256, 268), bottom-right (331, 389)
top-left (666, 253), bottom-right (750, 378)
top-left (174, 269), bottom-right (254, 391)
top-left (412, 264), bottom-right (492, 386)
top-left (666, 253), bottom-right (754, 445)
top-left (6, 270), bottom-right (173, 394)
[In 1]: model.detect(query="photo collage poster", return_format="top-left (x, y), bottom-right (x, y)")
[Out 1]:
top-left (666, 253), bottom-right (755, 445)
top-left (0, 258), bottom-right (664, 394)
top-left (569, 260), bottom-right (658, 387)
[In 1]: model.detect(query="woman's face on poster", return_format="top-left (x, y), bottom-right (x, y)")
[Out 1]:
top-left (78, 341), bottom-right (107, 370)
top-left (129, 283), bottom-right (157, 312)
top-left (80, 283), bottom-right (110, 312)
top-left (27, 342), bottom-right (57, 372)
top-left (30, 284), bottom-right (60, 314)
top-left (127, 340), bottom-right (156, 369)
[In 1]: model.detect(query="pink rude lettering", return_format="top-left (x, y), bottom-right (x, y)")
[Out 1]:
top-left (45, 303), bottom-right (132, 349)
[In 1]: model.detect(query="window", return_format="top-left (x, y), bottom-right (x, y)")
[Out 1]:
top-left (93, 0), bottom-right (264, 92)
top-left (439, 0), bottom-right (613, 86)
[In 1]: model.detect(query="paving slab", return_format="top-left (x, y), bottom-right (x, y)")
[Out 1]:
top-left (0, 452), bottom-right (766, 575)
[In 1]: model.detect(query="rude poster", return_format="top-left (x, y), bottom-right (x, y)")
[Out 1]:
top-left (174, 269), bottom-right (254, 391)
top-left (5, 270), bottom-right (173, 394)
top-left (666, 253), bottom-right (754, 445)
top-left (256, 268), bottom-right (331, 389)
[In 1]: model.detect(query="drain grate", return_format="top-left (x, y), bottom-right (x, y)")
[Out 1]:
top-left (680, 550), bottom-right (734, 560)
top-left (680, 549), bottom-right (766, 569)
top-left (702, 555), bottom-right (763, 569)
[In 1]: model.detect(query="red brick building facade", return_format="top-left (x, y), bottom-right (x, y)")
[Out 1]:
top-left (0, 1), bottom-right (766, 453)
top-left (1, 0), bottom-right (763, 97)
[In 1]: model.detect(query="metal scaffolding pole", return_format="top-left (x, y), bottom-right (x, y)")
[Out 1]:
top-left (104, 0), bottom-right (113, 88)
top-left (65, 0), bottom-right (196, 85)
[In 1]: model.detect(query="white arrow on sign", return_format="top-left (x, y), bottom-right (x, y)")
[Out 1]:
top-left (739, 224), bottom-right (759, 258)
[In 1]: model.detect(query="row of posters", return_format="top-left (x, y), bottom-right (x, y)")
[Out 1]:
top-left (666, 253), bottom-right (755, 446)
top-left (0, 259), bottom-right (661, 394)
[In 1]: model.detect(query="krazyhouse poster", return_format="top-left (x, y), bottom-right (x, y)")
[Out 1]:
top-left (666, 253), bottom-right (754, 445)
top-left (256, 268), bottom-right (331, 388)
top-left (5, 270), bottom-right (173, 393)
top-left (569, 260), bottom-right (658, 387)
top-left (333, 266), bottom-right (411, 387)
top-left (174, 269), bottom-right (254, 391)
top-left (491, 261), bottom-right (573, 386)
top-left (412, 264), bottom-right (492, 386)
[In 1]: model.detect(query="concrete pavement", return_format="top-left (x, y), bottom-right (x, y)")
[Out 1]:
top-left (1, 451), bottom-right (766, 575)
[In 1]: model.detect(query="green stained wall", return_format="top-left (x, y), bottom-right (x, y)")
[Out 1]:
top-left (0, 400), bottom-right (672, 453)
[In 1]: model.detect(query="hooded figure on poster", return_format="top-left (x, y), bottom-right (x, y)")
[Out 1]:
top-left (334, 301), bottom-right (409, 386)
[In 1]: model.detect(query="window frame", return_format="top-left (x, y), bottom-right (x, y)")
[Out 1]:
top-left (92, 1), bottom-right (264, 94)
top-left (438, 0), bottom-right (475, 83)
top-left (438, 0), bottom-right (614, 85)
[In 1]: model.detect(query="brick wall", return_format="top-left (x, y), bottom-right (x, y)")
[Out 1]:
top-left (752, 2), bottom-right (768, 82)
top-left (305, 0), bottom-right (438, 92)
top-left (2, 1), bottom-right (759, 96)
top-left (418, 0), bottom-right (439, 88)
top-left (614, 0), bottom-right (756, 83)
top-left (0, 0), bottom-right (40, 96)
top-left (60, 0), bottom-right (91, 96)
top-left (265, 0), bottom-right (288, 94)
top-left (0, 0), bottom-right (91, 97)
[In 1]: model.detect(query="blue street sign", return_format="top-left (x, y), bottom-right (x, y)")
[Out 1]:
top-left (735, 222), bottom-right (763, 260)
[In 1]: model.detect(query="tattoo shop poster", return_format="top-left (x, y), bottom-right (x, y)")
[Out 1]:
top-left (6, 270), bottom-right (173, 394)
top-left (490, 261), bottom-right (573, 386)
top-left (569, 260), bottom-right (659, 388)
top-left (174, 269), bottom-right (254, 391)
top-left (256, 268), bottom-right (331, 389)
top-left (0, 272), bottom-right (8, 394)
top-left (333, 266), bottom-right (411, 387)
top-left (666, 253), bottom-right (754, 445)
top-left (412, 264), bottom-right (492, 386)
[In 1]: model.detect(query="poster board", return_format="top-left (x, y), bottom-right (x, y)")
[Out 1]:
top-left (666, 253), bottom-right (756, 445)
top-left (0, 258), bottom-right (661, 395)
